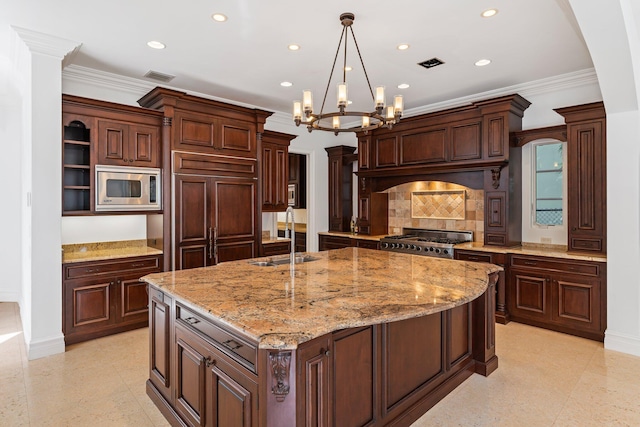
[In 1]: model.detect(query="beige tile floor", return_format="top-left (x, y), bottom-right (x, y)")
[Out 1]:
top-left (1, 301), bottom-right (640, 426)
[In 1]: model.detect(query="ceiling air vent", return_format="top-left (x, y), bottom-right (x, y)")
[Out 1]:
top-left (418, 58), bottom-right (445, 69)
top-left (144, 70), bottom-right (175, 83)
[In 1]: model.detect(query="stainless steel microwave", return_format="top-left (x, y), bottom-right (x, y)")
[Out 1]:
top-left (95, 165), bottom-right (161, 211)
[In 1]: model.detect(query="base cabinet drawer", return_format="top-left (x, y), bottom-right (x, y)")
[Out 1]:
top-left (62, 255), bottom-right (162, 345)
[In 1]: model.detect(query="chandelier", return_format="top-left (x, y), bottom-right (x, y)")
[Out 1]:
top-left (292, 12), bottom-right (403, 135)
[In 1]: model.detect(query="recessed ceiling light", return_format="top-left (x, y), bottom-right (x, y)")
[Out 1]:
top-left (280, 81), bottom-right (293, 87)
top-left (398, 83), bottom-right (410, 89)
top-left (345, 66), bottom-right (353, 71)
top-left (288, 44), bottom-right (300, 51)
top-left (212, 13), bottom-right (227, 22)
top-left (475, 59), bottom-right (492, 66)
top-left (397, 44), bottom-right (410, 51)
top-left (147, 40), bottom-right (165, 50)
top-left (481, 9), bottom-right (498, 18)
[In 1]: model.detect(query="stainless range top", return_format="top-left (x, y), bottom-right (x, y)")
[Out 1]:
top-left (379, 228), bottom-right (473, 259)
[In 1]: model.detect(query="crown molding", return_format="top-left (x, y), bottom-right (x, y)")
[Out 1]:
top-left (63, 64), bottom-right (600, 125)
top-left (11, 26), bottom-right (80, 59)
top-left (406, 68), bottom-right (599, 118)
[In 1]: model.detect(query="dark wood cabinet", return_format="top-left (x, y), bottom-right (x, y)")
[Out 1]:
top-left (62, 95), bottom-right (163, 215)
top-left (455, 249), bottom-right (509, 324)
top-left (149, 287), bottom-right (172, 403)
top-left (555, 102), bottom-right (606, 255)
top-left (261, 240), bottom-right (291, 257)
top-left (174, 173), bottom-right (257, 270)
top-left (62, 255), bottom-right (162, 345)
top-left (261, 130), bottom-right (295, 212)
top-left (97, 119), bottom-right (160, 167)
top-left (288, 153), bottom-right (306, 209)
top-left (318, 234), bottom-right (352, 251)
top-left (507, 254), bottom-right (606, 341)
top-left (318, 234), bottom-right (380, 251)
top-left (326, 146), bottom-right (357, 232)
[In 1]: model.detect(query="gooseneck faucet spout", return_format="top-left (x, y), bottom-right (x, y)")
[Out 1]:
top-left (285, 206), bottom-right (296, 270)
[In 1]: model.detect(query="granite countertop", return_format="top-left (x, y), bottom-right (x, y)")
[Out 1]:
top-left (454, 242), bottom-right (607, 262)
top-left (141, 247), bottom-right (501, 350)
top-left (62, 240), bottom-right (163, 264)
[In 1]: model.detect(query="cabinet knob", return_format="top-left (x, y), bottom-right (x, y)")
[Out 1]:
top-left (324, 350), bottom-right (331, 357)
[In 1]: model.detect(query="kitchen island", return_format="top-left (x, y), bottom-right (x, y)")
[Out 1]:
top-left (142, 247), bottom-right (500, 427)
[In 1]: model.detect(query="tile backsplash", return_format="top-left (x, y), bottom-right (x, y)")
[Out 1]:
top-left (386, 181), bottom-right (484, 242)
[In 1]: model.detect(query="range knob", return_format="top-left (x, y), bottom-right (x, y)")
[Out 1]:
top-left (381, 242), bottom-right (389, 249)
top-left (398, 243), bottom-right (405, 249)
top-left (416, 246), bottom-right (422, 252)
top-left (434, 248), bottom-right (441, 254)
top-left (410, 244), bottom-right (417, 250)
top-left (443, 249), bottom-right (449, 255)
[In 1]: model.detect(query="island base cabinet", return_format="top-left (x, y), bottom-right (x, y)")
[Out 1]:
top-left (147, 278), bottom-right (497, 427)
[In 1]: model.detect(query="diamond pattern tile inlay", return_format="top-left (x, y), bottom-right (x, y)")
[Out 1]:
top-left (411, 190), bottom-right (466, 220)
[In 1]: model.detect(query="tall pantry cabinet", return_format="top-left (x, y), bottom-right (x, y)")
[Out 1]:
top-left (138, 87), bottom-right (272, 270)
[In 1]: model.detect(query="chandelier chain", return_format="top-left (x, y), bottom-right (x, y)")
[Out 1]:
top-left (348, 26), bottom-right (375, 102)
top-left (320, 26), bottom-right (347, 115)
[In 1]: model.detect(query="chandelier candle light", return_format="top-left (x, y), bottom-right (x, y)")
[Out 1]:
top-left (292, 13), bottom-right (404, 135)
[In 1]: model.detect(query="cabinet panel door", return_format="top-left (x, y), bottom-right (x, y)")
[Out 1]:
top-left (274, 147), bottom-right (288, 208)
top-left (129, 124), bottom-right (160, 167)
top-left (510, 270), bottom-right (548, 320)
top-left (207, 360), bottom-right (257, 427)
top-left (483, 113), bottom-right (508, 159)
top-left (551, 275), bottom-right (601, 331)
top-left (485, 191), bottom-right (506, 231)
top-left (175, 111), bottom-right (216, 152)
top-left (399, 128), bottom-right (447, 165)
top-left (218, 119), bottom-right (256, 157)
top-left (374, 136), bottom-right (398, 168)
top-left (97, 120), bottom-right (127, 165)
top-left (297, 335), bottom-right (331, 427)
top-left (150, 292), bottom-right (171, 401)
top-left (118, 278), bottom-right (149, 323)
top-left (261, 145), bottom-right (274, 206)
top-left (175, 175), bottom-right (211, 270)
top-left (175, 328), bottom-right (208, 427)
top-left (451, 121), bottom-right (481, 161)
top-left (384, 314), bottom-right (443, 410)
top-left (213, 179), bottom-right (256, 240)
top-left (333, 327), bottom-right (375, 426)
top-left (71, 281), bottom-right (113, 328)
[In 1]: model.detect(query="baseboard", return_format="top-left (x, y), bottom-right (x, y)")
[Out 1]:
top-left (604, 330), bottom-right (640, 357)
top-left (26, 334), bottom-right (66, 360)
top-left (0, 291), bottom-right (20, 302)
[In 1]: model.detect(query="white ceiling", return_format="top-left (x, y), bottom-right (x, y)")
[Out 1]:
top-left (2, 0), bottom-right (593, 116)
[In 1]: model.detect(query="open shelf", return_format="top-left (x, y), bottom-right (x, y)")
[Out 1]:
top-left (63, 120), bottom-right (92, 214)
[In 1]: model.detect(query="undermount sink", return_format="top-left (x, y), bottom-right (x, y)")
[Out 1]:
top-left (249, 254), bottom-right (319, 267)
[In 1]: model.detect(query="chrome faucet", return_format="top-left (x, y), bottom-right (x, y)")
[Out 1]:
top-left (284, 206), bottom-right (296, 269)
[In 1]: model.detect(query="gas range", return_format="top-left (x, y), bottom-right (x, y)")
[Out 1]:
top-left (379, 228), bottom-right (473, 259)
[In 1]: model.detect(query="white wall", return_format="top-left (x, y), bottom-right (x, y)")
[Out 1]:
top-left (0, 58), bottom-right (23, 302)
top-left (61, 215), bottom-right (147, 245)
top-left (569, 0), bottom-right (640, 356)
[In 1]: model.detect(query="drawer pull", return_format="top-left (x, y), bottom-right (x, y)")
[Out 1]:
top-left (85, 268), bottom-right (100, 273)
top-left (223, 339), bottom-right (243, 351)
top-left (131, 263), bottom-right (146, 268)
top-left (468, 256), bottom-right (479, 261)
top-left (184, 317), bottom-right (200, 325)
top-left (523, 261), bottom-right (538, 266)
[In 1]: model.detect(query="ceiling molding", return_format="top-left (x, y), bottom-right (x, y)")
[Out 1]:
top-left (11, 26), bottom-right (80, 59)
top-left (63, 64), bottom-right (599, 127)
top-left (62, 64), bottom-right (268, 111)
top-left (406, 68), bottom-right (599, 118)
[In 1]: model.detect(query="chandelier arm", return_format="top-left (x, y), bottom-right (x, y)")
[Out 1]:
top-left (349, 26), bottom-right (375, 102)
top-left (320, 26), bottom-right (347, 115)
